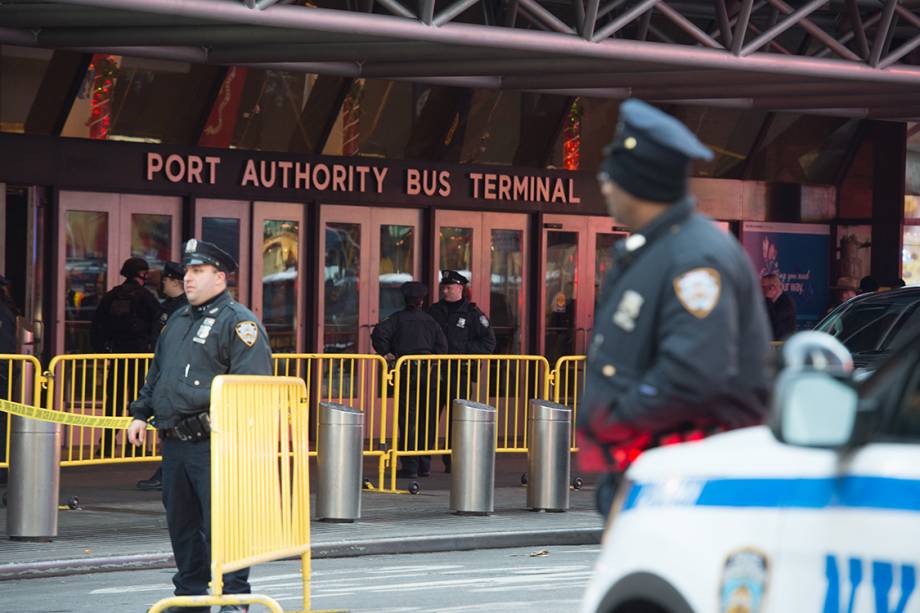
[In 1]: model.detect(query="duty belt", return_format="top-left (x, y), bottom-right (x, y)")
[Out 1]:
top-left (161, 412), bottom-right (211, 442)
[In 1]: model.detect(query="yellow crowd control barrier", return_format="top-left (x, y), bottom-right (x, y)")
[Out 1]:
top-left (553, 356), bottom-right (585, 452)
top-left (388, 354), bottom-right (551, 491)
top-left (149, 375), bottom-right (313, 613)
top-left (0, 354), bottom-right (42, 469)
top-left (273, 353), bottom-right (390, 488)
top-left (46, 353), bottom-right (157, 466)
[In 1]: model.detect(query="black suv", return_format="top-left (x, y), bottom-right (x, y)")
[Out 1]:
top-left (815, 286), bottom-right (920, 370)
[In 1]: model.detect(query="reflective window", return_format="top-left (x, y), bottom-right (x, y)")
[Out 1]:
top-left (0, 46), bottom-right (53, 133)
top-left (131, 213), bottom-right (170, 296)
top-left (202, 217), bottom-right (241, 299)
top-left (458, 91), bottom-right (522, 166)
top-left (324, 223), bottom-right (361, 354)
top-left (490, 229), bottom-right (523, 354)
top-left (229, 69), bottom-right (311, 152)
top-left (64, 211), bottom-right (108, 353)
top-left (379, 224), bottom-right (414, 321)
top-left (544, 231), bottom-right (578, 365)
top-left (595, 233), bottom-right (620, 311)
top-left (324, 80), bottom-right (414, 158)
top-left (904, 226), bottom-right (920, 286)
top-left (439, 227), bottom-right (473, 284)
top-left (261, 219), bottom-right (299, 352)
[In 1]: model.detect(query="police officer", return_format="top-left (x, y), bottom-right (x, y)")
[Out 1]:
top-left (0, 275), bottom-right (17, 485)
top-left (427, 270), bottom-right (496, 472)
top-left (136, 262), bottom-right (189, 491)
top-left (577, 99), bottom-right (771, 515)
top-left (127, 239), bottom-right (271, 613)
top-left (91, 257), bottom-right (163, 456)
top-left (372, 281), bottom-right (447, 478)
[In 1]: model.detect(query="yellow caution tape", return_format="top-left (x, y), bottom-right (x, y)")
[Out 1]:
top-left (0, 397), bottom-right (153, 430)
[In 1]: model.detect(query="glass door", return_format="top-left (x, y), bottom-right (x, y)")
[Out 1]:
top-left (432, 211), bottom-right (529, 355)
top-left (56, 192), bottom-right (182, 354)
top-left (194, 199), bottom-right (250, 305)
top-left (252, 202), bottom-right (304, 353)
top-left (539, 214), bottom-right (627, 362)
top-left (318, 205), bottom-right (422, 355)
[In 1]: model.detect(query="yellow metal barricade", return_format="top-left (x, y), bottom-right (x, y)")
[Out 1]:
top-left (388, 354), bottom-right (551, 491)
top-left (273, 353), bottom-right (389, 488)
top-left (553, 355), bottom-right (585, 452)
top-left (0, 353), bottom-right (43, 469)
top-left (46, 353), bottom-right (157, 465)
top-left (149, 375), bottom-right (311, 613)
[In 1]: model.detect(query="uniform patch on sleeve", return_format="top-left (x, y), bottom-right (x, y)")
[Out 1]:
top-left (479, 315), bottom-right (489, 328)
top-left (235, 321), bottom-right (259, 347)
top-left (673, 268), bottom-right (721, 319)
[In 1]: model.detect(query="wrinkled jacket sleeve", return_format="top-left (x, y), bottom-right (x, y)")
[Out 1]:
top-left (468, 307), bottom-right (497, 354)
top-left (90, 292), bottom-right (112, 353)
top-left (371, 315), bottom-right (397, 357)
top-left (129, 337), bottom-right (162, 421)
top-left (140, 289), bottom-right (165, 350)
top-left (612, 259), bottom-right (739, 432)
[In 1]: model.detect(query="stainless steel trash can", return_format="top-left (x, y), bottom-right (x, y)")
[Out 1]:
top-left (450, 399), bottom-right (496, 516)
top-left (527, 400), bottom-right (572, 512)
top-left (315, 402), bottom-right (364, 523)
top-left (7, 416), bottom-right (61, 540)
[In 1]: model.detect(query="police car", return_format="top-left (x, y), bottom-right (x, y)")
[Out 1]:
top-left (580, 331), bottom-right (920, 613)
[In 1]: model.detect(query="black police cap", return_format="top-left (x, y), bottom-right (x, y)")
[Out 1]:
top-left (162, 261), bottom-right (185, 280)
top-left (401, 281), bottom-right (428, 298)
top-left (440, 270), bottom-right (469, 286)
top-left (183, 239), bottom-right (238, 273)
top-left (601, 99), bottom-right (713, 204)
top-left (120, 257), bottom-right (150, 277)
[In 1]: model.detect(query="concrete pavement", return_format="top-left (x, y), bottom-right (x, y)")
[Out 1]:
top-left (0, 457), bottom-right (603, 580)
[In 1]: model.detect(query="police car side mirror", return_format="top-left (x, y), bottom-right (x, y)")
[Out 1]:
top-left (771, 370), bottom-right (860, 449)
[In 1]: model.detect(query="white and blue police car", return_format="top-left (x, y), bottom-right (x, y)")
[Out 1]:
top-left (580, 331), bottom-right (920, 613)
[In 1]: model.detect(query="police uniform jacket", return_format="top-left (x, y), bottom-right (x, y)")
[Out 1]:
top-left (90, 279), bottom-right (163, 353)
top-left (159, 293), bottom-right (189, 327)
top-left (582, 198), bottom-right (770, 435)
top-left (130, 290), bottom-right (272, 429)
top-left (427, 299), bottom-right (496, 355)
top-left (371, 309), bottom-right (448, 359)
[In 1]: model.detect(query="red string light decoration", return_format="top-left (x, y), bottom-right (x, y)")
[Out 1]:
top-left (563, 99), bottom-right (583, 171)
top-left (342, 80), bottom-right (364, 156)
top-left (87, 55), bottom-right (118, 140)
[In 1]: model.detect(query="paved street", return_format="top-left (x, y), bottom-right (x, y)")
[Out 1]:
top-left (2, 545), bottom-right (599, 612)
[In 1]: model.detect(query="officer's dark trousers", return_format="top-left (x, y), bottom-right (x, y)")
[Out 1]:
top-left (399, 363), bottom-right (438, 474)
top-left (438, 368), bottom-right (473, 470)
top-left (161, 437), bottom-right (250, 597)
top-left (101, 358), bottom-right (143, 456)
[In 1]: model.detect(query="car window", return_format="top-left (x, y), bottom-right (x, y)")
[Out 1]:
top-left (881, 360), bottom-right (920, 442)
top-left (817, 301), bottom-right (910, 353)
top-left (881, 304), bottom-right (920, 351)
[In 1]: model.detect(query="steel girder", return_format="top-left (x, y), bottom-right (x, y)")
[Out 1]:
top-left (1, 0), bottom-right (919, 120)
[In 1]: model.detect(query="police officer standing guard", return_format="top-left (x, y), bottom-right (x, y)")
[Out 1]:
top-left (127, 240), bottom-right (271, 613)
top-left (427, 270), bottom-right (496, 472)
top-left (577, 100), bottom-right (771, 515)
top-left (372, 281), bottom-right (447, 478)
top-left (91, 257), bottom-right (163, 456)
top-left (136, 261), bottom-right (188, 491)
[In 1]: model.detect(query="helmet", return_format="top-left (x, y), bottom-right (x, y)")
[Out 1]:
top-left (781, 331), bottom-right (853, 374)
top-left (401, 281), bottom-right (428, 298)
top-left (120, 257), bottom-right (150, 278)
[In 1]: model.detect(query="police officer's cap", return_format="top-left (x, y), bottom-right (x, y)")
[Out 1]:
top-left (120, 257), bottom-right (150, 278)
top-left (440, 270), bottom-right (468, 286)
top-left (162, 261), bottom-right (185, 280)
top-left (183, 239), bottom-right (238, 273)
top-left (601, 99), bottom-right (713, 204)
top-left (401, 281), bottom-right (428, 298)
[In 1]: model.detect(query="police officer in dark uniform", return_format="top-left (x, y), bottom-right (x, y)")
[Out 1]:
top-left (577, 99), bottom-right (771, 516)
top-left (127, 239), bottom-right (271, 613)
top-left (0, 274), bottom-right (17, 485)
top-left (91, 257), bottom-right (163, 456)
top-left (427, 270), bottom-right (496, 472)
top-left (372, 281), bottom-right (447, 478)
top-left (136, 262), bottom-right (189, 491)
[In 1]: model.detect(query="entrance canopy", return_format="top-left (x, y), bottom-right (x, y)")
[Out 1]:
top-left (1, 0), bottom-right (920, 120)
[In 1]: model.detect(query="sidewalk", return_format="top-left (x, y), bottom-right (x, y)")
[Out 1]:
top-left (0, 457), bottom-right (603, 581)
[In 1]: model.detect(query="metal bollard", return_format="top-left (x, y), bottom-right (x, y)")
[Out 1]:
top-left (315, 402), bottom-right (364, 523)
top-left (527, 400), bottom-right (572, 512)
top-left (450, 399), bottom-right (496, 516)
top-left (7, 416), bottom-right (61, 541)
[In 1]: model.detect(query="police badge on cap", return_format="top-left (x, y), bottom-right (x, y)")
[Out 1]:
top-left (183, 239), bottom-right (238, 273)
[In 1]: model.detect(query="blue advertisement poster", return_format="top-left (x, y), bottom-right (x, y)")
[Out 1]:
top-left (742, 222), bottom-right (830, 327)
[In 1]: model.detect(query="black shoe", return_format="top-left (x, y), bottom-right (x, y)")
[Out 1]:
top-left (396, 468), bottom-right (419, 479)
top-left (418, 470), bottom-right (431, 477)
top-left (136, 478), bottom-right (162, 491)
top-left (156, 606), bottom-right (210, 613)
top-left (219, 606), bottom-right (249, 612)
